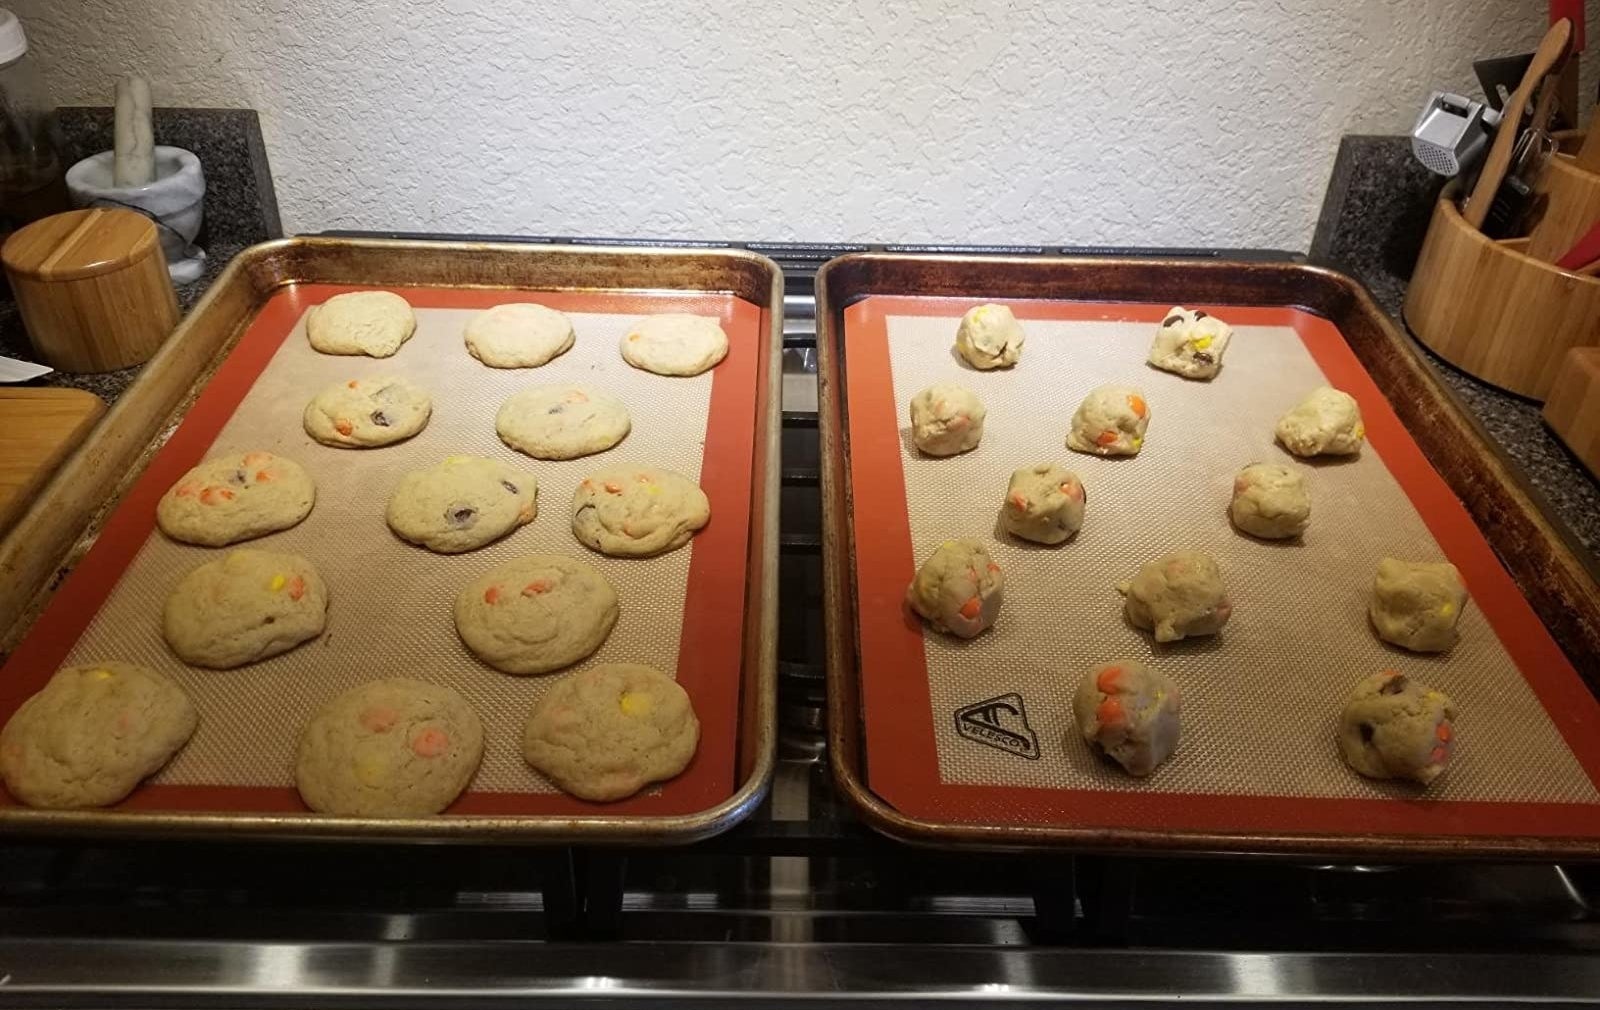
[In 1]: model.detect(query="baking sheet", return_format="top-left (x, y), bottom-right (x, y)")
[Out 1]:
top-left (844, 295), bottom-right (1600, 838)
top-left (0, 283), bottom-right (761, 817)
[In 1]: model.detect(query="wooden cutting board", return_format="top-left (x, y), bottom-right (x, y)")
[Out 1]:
top-left (0, 387), bottom-right (106, 534)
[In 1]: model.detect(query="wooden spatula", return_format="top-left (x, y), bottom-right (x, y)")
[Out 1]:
top-left (1463, 18), bottom-right (1573, 229)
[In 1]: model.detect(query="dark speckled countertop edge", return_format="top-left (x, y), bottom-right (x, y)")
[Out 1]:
top-left (1311, 134), bottom-right (1600, 565)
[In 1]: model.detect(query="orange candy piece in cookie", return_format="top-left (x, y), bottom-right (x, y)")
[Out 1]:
top-left (175, 483), bottom-right (199, 498)
top-left (360, 706), bottom-right (399, 732)
top-left (1096, 695), bottom-right (1126, 726)
top-left (242, 452), bottom-right (274, 466)
top-left (287, 575), bottom-right (306, 601)
top-left (1095, 664), bottom-right (1125, 693)
top-left (346, 380), bottom-right (359, 389)
top-left (1127, 394), bottom-right (1147, 418)
top-left (199, 486), bottom-right (236, 505)
top-left (522, 580), bottom-right (552, 596)
top-left (603, 482), bottom-right (623, 494)
top-left (1095, 429), bottom-right (1119, 447)
top-left (958, 596), bottom-right (982, 619)
top-left (1008, 491), bottom-right (1028, 511)
top-left (334, 418), bottom-right (354, 436)
top-left (411, 727), bottom-right (449, 758)
top-left (1436, 722), bottom-right (1453, 742)
top-left (484, 585), bottom-right (502, 604)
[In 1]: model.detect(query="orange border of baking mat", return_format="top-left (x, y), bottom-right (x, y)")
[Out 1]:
top-left (0, 284), bottom-right (761, 818)
top-left (846, 295), bottom-right (1600, 837)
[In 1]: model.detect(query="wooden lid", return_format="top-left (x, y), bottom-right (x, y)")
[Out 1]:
top-left (1, 208), bottom-right (163, 281)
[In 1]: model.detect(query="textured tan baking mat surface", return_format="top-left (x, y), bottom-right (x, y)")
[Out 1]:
top-left (64, 305), bottom-right (710, 794)
top-left (881, 311), bottom-right (1597, 805)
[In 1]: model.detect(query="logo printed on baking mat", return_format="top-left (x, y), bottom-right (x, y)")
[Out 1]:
top-left (954, 693), bottom-right (1039, 760)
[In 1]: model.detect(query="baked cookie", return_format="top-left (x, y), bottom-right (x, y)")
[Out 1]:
top-left (454, 555), bottom-right (619, 675)
top-left (464, 303), bottom-right (575, 368)
top-left (305, 291), bottom-right (417, 357)
top-left (1369, 557), bottom-right (1469, 652)
top-left (162, 549), bottom-right (329, 668)
top-left (157, 451), bottom-right (315, 547)
top-left (909, 382), bottom-right (986, 456)
top-left (1001, 463), bottom-right (1086, 544)
top-left (571, 466), bottom-right (710, 557)
top-left (522, 663), bottom-right (699, 802)
top-left (954, 303), bottom-right (1024, 370)
top-left (1337, 670), bottom-right (1455, 785)
top-left (295, 678), bottom-right (484, 816)
top-left (1275, 386), bottom-right (1364, 458)
top-left (387, 456), bottom-right (538, 554)
top-left (1229, 462), bottom-right (1310, 540)
top-left (303, 375), bottom-right (432, 448)
top-left (1072, 660), bottom-right (1181, 777)
top-left (1119, 551), bottom-right (1232, 643)
top-left (1147, 306), bottom-right (1231, 380)
top-left (907, 538), bottom-right (1004, 638)
top-left (1067, 384), bottom-right (1149, 456)
top-left (0, 663), bottom-right (197, 809)
top-left (620, 313), bottom-right (728, 376)
top-left (495, 384), bottom-right (631, 460)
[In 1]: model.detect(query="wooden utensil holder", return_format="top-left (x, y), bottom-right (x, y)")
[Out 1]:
top-left (1528, 152), bottom-right (1600, 261)
top-left (1404, 183), bottom-right (1600, 399)
top-left (1, 208), bottom-right (178, 373)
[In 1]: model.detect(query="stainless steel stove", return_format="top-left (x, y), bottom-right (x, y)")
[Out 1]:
top-left (3, 240), bottom-right (1600, 1006)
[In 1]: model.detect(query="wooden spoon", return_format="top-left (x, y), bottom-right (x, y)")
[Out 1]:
top-left (1463, 17), bottom-right (1573, 229)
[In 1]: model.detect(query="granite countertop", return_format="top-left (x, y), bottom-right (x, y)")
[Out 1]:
top-left (1314, 136), bottom-right (1600, 561)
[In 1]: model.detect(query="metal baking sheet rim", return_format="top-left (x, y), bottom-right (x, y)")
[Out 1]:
top-left (0, 237), bottom-right (781, 845)
top-left (817, 251), bottom-right (1600, 859)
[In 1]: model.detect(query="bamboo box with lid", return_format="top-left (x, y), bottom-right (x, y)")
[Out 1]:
top-left (1, 207), bottom-right (178, 373)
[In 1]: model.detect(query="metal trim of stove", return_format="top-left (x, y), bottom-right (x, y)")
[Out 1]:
top-left (4, 939), bottom-right (1600, 1005)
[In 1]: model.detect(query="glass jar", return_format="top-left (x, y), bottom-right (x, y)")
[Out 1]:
top-left (0, 8), bottom-right (67, 238)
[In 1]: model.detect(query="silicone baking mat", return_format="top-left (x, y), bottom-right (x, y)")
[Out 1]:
top-left (0, 284), bottom-right (761, 818)
top-left (845, 295), bottom-right (1600, 838)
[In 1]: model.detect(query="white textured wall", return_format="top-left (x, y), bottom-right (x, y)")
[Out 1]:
top-left (12, 0), bottom-right (1592, 248)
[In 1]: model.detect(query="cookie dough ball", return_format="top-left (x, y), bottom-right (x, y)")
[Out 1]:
top-left (572, 465), bottom-right (710, 557)
top-left (1072, 660), bottom-right (1181, 777)
top-left (303, 376), bottom-right (432, 448)
top-left (906, 538), bottom-right (1004, 638)
top-left (1229, 462), bottom-right (1310, 540)
top-left (523, 663), bottom-right (700, 802)
top-left (954, 303), bottom-right (1024, 370)
top-left (1001, 463), bottom-right (1086, 544)
top-left (162, 549), bottom-right (329, 668)
top-left (1119, 550), bottom-right (1232, 643)
top-left (1147, 306), bottom-right (1231, 380)
top-left (305, 291), bottom-right (416, 358)
top-left (0, 663), bottom-right (197, 808)
top-left (1275, 386), bottom-right (1364, 458)
top-left (621, 313), bottom-right (728, 376)
top-left (909, 382), bottom-right (986, 456)
top-left (1067, 384), bottom-right (1149, 456)
top-left (454, 555), bottom-right (619, 675)
top-left (386, 456), bottom-right (538, 554)
top-left (295, 678), bottom-right (484, 816)
top-left (1337, 671), bottom-right (1456, 785)
top-left (464, 303), bottom-right (574, 368)
top-left (1369, 558), bottom-right (1469, 653)
top-left (157, 451), bottom-right (315, 547)
top-left (495, 384), bottom-right (631, 460)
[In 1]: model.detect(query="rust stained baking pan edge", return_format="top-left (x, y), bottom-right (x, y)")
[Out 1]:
top-left (816, 251), bottom-right (1600, 858)
top-left (0, 237), bottom-right (780, 845)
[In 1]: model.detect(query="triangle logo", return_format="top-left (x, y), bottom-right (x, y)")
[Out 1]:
top-left (954, 692), bottom-right (1040, 760)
